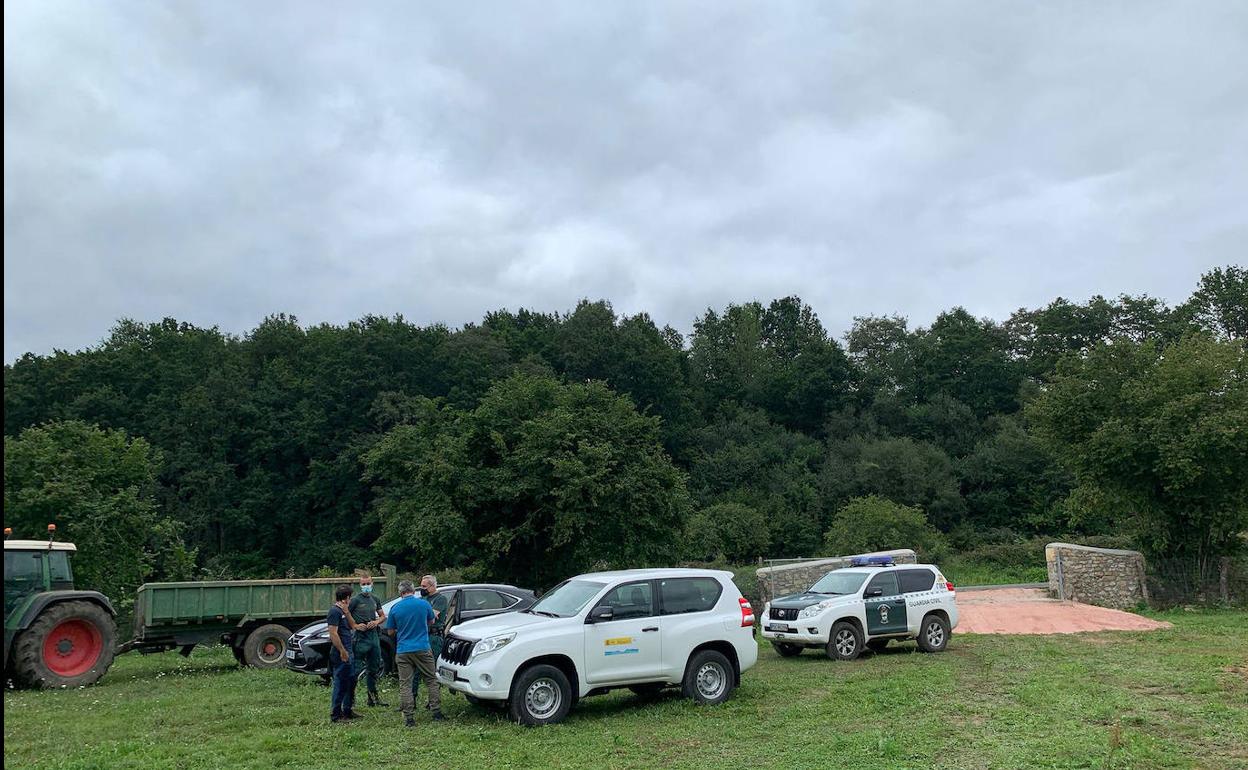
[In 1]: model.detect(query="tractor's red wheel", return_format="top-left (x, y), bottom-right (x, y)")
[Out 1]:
top-left (42, 618), bottom-right (104, 677)
top-left (12, 600), bottom-right (116, 689)
top-left (241, 623), bottom-right (292, 668)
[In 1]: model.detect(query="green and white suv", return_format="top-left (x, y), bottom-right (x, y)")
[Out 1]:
top-left (761, 557), bottom-right (958, 660)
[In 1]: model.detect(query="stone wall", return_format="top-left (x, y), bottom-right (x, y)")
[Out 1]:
top-left (1046, 542), bottom-right (1148, 609)
top-left (755, 549), bottom-right (917, 603)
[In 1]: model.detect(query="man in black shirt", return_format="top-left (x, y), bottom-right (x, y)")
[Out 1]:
top-left (327, 584), bottom-right (361, 723)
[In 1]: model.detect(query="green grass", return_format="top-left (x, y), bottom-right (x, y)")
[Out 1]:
top-left (5, 610), bottom-right (1247, 769)
top-left (940, 556), bottom-right (1049, 587)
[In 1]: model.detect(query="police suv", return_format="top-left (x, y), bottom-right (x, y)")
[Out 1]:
top-left (435, 568), bottom-right (758, 726)
top-left (761, 557), bottom-right (957, 660)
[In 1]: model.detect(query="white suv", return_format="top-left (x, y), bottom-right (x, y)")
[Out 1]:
top-left (761, 558), bottom-right (958, 660)
top-left (435, 568), bottom-right (758, 725)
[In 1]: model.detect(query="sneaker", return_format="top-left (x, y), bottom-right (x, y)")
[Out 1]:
top-left (431, 711), bottom-right (446, 722)
top-left (404, 716), bottom-right (416, 728)
top-left (341, 711), bottom-right (362, 720)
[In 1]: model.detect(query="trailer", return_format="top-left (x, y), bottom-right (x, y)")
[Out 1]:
top-left (122, 564), bottom-right (397, 668)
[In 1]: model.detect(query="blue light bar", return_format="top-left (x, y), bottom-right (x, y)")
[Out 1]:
top-left (850, 556), bottom-right (895, 567)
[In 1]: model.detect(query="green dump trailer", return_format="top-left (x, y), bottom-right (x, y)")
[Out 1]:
top-left (123, 564), bottom-right (397, 668)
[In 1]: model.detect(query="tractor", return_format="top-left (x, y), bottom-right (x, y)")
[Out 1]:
top-left (4, 526), bottom-right (117, 688)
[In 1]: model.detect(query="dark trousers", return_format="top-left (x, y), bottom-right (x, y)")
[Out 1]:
top-left (353, 635), bottom-right (382, 696)
top-left (329, 648), bottom-right (356, 718)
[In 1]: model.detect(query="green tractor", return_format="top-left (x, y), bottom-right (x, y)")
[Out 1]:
top-left (4, 527), bottom-right (117, 688)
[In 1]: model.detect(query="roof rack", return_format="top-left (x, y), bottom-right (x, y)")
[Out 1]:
top-left (849, 556), bottom-right (895, 567)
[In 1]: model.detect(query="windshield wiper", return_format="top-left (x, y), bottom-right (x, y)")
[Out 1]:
top-left (525, 609), bottom-right (560, 618)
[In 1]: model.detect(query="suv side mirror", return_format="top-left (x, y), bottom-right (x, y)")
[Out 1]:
top-left (866, 588), bottom-right (884, 597)
top-left (587, 605), bottom-right (614, 624)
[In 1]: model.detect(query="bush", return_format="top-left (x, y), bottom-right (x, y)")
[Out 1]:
top-left (822, 496), bottom-right (947, 561)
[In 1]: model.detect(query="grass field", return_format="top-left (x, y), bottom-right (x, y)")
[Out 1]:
top-left (939, 557), bottom-right (1050, 587)
top-left (5, 610), bottom-right (1246, 770)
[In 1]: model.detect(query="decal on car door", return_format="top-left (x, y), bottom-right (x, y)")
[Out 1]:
top-left (604, 637), bottom-right (638, 656)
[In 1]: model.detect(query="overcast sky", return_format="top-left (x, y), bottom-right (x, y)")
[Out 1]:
top-left (5, 2), bottom-right (1245, 361)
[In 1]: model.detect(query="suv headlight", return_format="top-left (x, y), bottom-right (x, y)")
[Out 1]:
top-left (797, 600), bottom-right (836, 619)
top-left (468, 633), bottom-right (516, 663)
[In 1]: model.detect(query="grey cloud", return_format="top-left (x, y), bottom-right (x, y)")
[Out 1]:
top-left (5, 1), bottom-right (1245, 360)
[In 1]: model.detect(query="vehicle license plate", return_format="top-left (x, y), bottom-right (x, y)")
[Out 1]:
top-left (767, 625), bottom-right (794, 634)
top-left (285, 649), bottom-right (296, 659)
top-left (437, 666), bottom-right (454, 681)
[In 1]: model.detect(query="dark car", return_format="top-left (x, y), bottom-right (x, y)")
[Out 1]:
top-left (285, 583), bottom-right (536, 680)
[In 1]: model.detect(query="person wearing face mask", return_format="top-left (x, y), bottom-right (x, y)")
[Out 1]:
top-left (410, 574), bottom-right (449, 706)
top-left (420, 575), bottom-right (449, 659)
top-left (349, 571), bottom-right (388, 707)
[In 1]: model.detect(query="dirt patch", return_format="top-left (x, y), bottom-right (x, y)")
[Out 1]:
top-left (1223, 664), bottom-right (1248, 682)
top-left (954, 588), bottom-right (1172, 635)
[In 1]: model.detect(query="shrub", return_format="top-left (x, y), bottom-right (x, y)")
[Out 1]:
top-left (823, 495), bottom-right (947, 561)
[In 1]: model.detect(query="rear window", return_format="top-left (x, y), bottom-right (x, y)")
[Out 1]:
top-left (48, 552), bottom-right (74, 586)
top-left (463, 589), bottom-right (512, 611)
top-left (899, 569), bottom-right (935, 593)
top-left (659, 577), bottom-right (722, 615)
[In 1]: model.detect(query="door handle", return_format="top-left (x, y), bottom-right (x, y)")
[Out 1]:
top-left (892, 599), bottom-right (905, 605)
top-left (642, 627), bottom-right (659, 632)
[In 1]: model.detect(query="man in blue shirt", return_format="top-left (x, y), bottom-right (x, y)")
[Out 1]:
top-left (384, 579), bottom-right (443, 725)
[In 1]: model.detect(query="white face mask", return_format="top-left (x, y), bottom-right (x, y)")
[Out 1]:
top-left (361, 584), bottom-right (373, 594)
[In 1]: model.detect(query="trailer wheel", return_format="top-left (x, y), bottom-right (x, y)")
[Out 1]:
top-left (241, 624), bottom-right (292, 668)
top-left (12, 600), bottom-right (117, 689)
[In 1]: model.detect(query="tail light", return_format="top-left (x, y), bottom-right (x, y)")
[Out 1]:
top-left (946, 582), bottom-right (955, 592)
top-left (739, 597), bottom-right (754, 627)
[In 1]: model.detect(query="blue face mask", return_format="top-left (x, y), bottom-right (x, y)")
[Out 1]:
top-left (361, 584), bottom-right (373, 594)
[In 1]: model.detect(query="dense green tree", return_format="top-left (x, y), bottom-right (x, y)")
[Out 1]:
top-left (4, 421), bottom-right (195, 602)
top-left (845, 315), bottom-right (913, 398)
top-left (958, 420), bottom-right (1072, 534)
top-left (1178, 266), bottom-right (1247, 340)
top-left (1029, 335), bottom-right (1248, 558)
top-left (821, 437), bottom-right (966, 530)
top-left (690, 297), bottom-right (853, 434)
top-left (684, 502), bottom-right (769, 562)
top-left (1006, 297), bottom-right (1115, 379)
top-left (687, 407), bottom-right (825, 557)
top-left (911, 308), bottom-right (1023, 419)
top-left (363, 374), bottom-right (690, 588)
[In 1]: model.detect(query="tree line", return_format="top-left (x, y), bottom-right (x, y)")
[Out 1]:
top-left (4, 266), bottom-right (1245, 595)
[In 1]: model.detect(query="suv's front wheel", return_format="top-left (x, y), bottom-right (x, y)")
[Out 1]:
top-left (508, 664), bottom-right (573, 726)
top-left (682, 649), bottom-right (735, 705)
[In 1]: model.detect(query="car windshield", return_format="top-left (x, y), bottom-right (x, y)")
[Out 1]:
top-left (809, 570), bottom-right (870, 595)
top-left (528, 580), bottom-right (606, 618)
